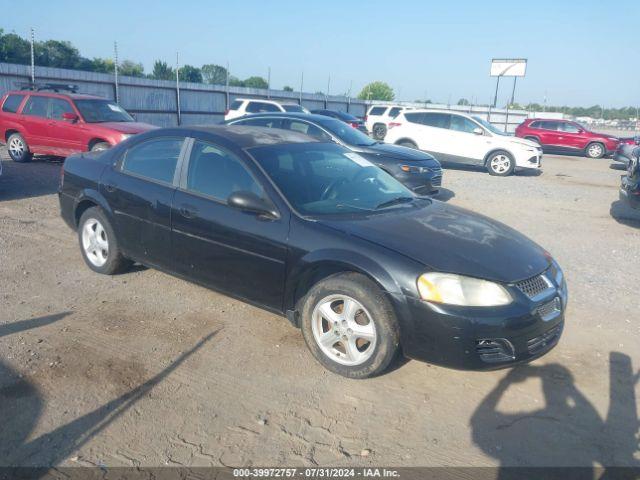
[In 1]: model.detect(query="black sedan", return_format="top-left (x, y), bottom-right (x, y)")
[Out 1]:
top-left (620, 151), bottom-right (640, 210)
top-left (59, 126), bottom-right (567, 378)
top-left (310, 109), bottom-right (368, 134)
top-left (224, 112), bottom-right (442, 195)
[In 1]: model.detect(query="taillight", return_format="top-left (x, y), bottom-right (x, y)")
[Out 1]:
top-left (224, 109), bottom-right (229, 116)
top-left (388, 122), bottom-right (402, 129)
top-left (364, 115), bottom-right (368, 122)
top-left (349, 122), bottom-right (359, 129)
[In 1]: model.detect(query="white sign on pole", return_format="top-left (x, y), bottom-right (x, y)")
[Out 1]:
top-left (490, 59), bottom-right (527, 77)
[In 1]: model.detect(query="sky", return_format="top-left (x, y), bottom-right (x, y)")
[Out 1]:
top-left (1, 0), bottom-right (639, 107)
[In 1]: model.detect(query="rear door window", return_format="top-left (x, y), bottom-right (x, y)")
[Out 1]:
top-left (246, 101), bottom-right (280, 113)
top-left (122, 137), bottom-right (184, 184)
top-left (404, 112), bottom-right (424, 124)
top-left (539, 121), bottom-right (560, 130)
top-left (2, 94), bottom-right (25, 113)
top-left (368, 106), bottom-right (387, 116)
top-left (422, 113), bottom-right (451, 129)
top-left (22, 96), bottom-right (49, 118)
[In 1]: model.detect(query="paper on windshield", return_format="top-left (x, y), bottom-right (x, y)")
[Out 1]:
top-left (108, 104), bottom-right (125, 112)
top-left (344, 152), bottom-right (374, 167)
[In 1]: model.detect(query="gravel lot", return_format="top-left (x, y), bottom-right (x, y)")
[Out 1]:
top-left (0, 147), bottom-right (639, 470)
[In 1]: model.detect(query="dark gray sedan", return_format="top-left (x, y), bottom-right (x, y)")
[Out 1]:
top-left (224, 112), bottom-right (443, 195)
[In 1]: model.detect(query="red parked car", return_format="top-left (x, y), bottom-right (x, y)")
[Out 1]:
top-left (515, 119), bottom-right (621, 159)
top-left (0, 84), bottom-right (156, 162)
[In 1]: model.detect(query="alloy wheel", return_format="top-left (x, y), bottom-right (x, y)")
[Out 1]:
top-left (311, 294), bottom-right (377, 366)
top-left (8, 136), bottom-right (26, 160)
top-left (81, 218), bottom-right (109, 267)
top-left (490, 154), bottom-right (512, 174)
top-left (587, 144), bottom-right (604, 158)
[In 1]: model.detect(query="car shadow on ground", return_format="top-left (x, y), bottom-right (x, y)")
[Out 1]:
top-left (0, 311), bottom-right (220, 469)
top-left (610, 200), bottom-right (640, 228)
top-left (439, 162), bottom-right (542, 177)
top-left (470, 352), bottom-right (639, 477)
top-left (609, 162), bottom-right (628, 171)
top-left (432, 188), bottom-right (455, 202)
top-left (0, 155), bottom-right (64, 202)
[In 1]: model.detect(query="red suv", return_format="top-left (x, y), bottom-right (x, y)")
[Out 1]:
top-left (0, 84), bottom-right (156, 162)
top-left (515, 119), bottom-right (620, 159)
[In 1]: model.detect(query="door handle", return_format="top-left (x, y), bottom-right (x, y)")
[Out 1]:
top-left (179, 205), bottom-right (197, 218)
top-left (105, 183), bottom-right (116, 193)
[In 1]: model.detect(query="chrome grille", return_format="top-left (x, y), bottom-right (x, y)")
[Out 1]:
top-left (537, 297), bottom-right (562, 321)
top-left (527, 323), bottom-right (563, 355)
top-left (515, 273), bottom-right (551, 299)
top-left (431, 175), bottom-right (442, 187)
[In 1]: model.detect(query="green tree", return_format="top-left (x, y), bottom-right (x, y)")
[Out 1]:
top-left (357, 81), bottom-right (394, 101)
top-left (243, 76), bottom-right (268, 89)
top-left (150, 60), bottom-right (174, 80)
top-left (228, 76), bottom-right (244, 87)
top-left (0, 30), bottom-right (31, 64)
top-left (119, 60), bottom-right (144, 77)
top-left (179, 64), bottom-right (202, 83)
top-left (201, 64), bottom-right (228, 85)
top-left (36, 40), bottom-right (82, 69)
top-left (457, 98), bottom-right (470, 106)
top-left (283, 85), bottom-right (294, 92)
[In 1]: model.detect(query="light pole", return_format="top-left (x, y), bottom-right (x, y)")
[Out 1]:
top-left (30, 27), bottom-right (35, 84)
top-left (114, 41), bottom-right (119, 103)
top-left (175, 52), bottom-right (181, 126)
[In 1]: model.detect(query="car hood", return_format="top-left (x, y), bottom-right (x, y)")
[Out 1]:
top-left (318, 200), bottom-right (549, 283)
top-left (507, 137), bottom-right (541, 149)
top-left (90, 121), bottom-right (158, 134)
top-left (353, 142), bottom-right (439, 163)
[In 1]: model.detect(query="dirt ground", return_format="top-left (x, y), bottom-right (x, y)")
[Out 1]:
top-left (0, 148), bottom-right (639, 470)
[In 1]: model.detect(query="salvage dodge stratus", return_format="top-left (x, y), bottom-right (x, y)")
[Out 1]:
top-left (59, 126), bottom-right (567, 378)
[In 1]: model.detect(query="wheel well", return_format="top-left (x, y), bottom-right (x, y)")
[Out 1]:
top-left (524, 135), bottom-right (540, 143)
top-left (483, 149), bottom-right (513, 165)
top-left (289, 263), bottom-right (386, 327)
top-left (5, 129), bottom-right (19, 141)
top-left (394, 138), bottom-right (417, 147)
top-left (74, 200), bottom-right (98, 227)
top-left (88, 138), bottom-right (108, 150)
top-left (373, 122), bottom-right (386, 129)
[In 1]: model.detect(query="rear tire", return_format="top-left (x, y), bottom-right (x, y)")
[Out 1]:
top-left (487, 151), bottom-right (515, 176)
top-left (78, 207), bottom-right (132, 275)
top-left (372, 123), bottom-right (387, 140)
top-left (7, 133), bottom-right (33, 163)
top-left (299, 272), bottom-right (400, 379)
top-left (585, 142), bottom-right (605, 159)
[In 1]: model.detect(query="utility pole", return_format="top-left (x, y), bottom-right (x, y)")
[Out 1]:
top-left (299, 71), bottom-right (304, 105)
top-left (114, 41), bottom-right (119, 103)
top-left (175, 52), bottom-right (181, 126)
top-left (30, 27), bottom-right (35, 84)
top-left (267, 67), bottom-right (271, 98)
top-left (225, 60), bottom-right (230, 110)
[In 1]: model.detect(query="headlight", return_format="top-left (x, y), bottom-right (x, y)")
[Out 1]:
top-left (120, 133), bottom-right (133, 140)
top-left (417, 272), bottom-right (512, 306)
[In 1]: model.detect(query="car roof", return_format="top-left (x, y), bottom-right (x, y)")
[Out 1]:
top-left (224, 112), bottom-right (337, 123)
top-left (187, 124), bottom-right (320, 148)
top-left (5, 90), bottom-right (104, 100)
top-left (234, 97), bottom-right (299, 106)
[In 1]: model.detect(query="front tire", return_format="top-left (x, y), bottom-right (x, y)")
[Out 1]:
top-left (487, 151), bottom-right (515, 176)
top-left (7, 133), bottom-right (33, 163)
top-left (299, 272), bottom-right (400, 379)
top-left (78, 207), bottom-right (132, 275)
top-left (90, 142), bottom-right (111, 152)
top-left (585, 142), bottom-right (605, 159)
top-left (372, 123), bottom-right (387, 140)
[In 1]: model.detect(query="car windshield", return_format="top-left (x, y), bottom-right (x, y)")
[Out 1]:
top-left (74, 99), bottom-right (134, 123)
top-left (249, 143), bottom-right (416, 215)
top-left (472, 116), bottom-right (509, 136)
top-left (317, 118), bottom-right (376, 147)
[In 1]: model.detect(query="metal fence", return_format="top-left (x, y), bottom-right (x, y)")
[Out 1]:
top-left (0, 62), bottom-right (368, 127)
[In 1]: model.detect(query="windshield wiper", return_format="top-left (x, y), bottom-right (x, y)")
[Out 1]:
top-left (375, 196), bottom-right (414, 210)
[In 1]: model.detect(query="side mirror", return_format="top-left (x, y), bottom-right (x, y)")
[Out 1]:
top-left (227, 191), bottom-right (278, 218)
top-left (473, 127), bottom-right (484, 136)
top-left (62, 112), bottom-right (79, 122)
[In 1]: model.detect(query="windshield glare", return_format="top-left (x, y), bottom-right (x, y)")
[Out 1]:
top-left (318, 118), bottom-right (376, 146)
top-left (249, 143), bottom-right (414, 215)
top-left (472, 116), bottom-right (508, 136)
top-left (75, 99), bottom-right (134, 123)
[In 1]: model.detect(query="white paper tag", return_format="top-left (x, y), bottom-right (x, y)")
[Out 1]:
top-left (344, 152), bottom-right (374, 167)
top-left (108, 103), bottom-right (125, 112)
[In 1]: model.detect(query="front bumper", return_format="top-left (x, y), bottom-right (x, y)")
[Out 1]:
top-left (620, 184), bottom-right (640, 210)
top-left (397, 169), bottom-right (443, 195)
top-left (390, 268), bottom-right (567, 370)
top-left (514, 149), bottom-right (543, 169)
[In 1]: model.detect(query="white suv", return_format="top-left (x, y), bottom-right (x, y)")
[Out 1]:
top-left (225, 98), bottom-right (309, 120)
top-left (384, 109), bottom-right (543, 176)
top-left (365, 105), bottom-right (413, 140)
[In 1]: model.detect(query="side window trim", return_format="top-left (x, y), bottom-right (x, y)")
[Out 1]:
top-left (118, 135), bottom-right (188, 187)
